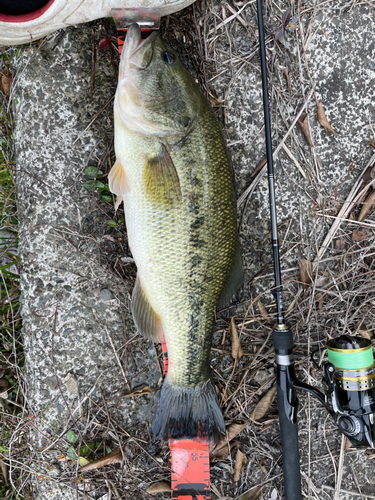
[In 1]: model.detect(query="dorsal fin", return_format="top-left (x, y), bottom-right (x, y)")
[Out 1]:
top-left (132, 275), bottom-right (163, 343)
top-left (143, 145), bottom-right (181, 207)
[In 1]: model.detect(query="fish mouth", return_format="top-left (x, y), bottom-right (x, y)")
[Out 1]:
top-left (120, 23), bottom-right (159, 72)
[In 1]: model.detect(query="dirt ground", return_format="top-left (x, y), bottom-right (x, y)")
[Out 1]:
top-left (4, 0), bottom-right (375, 499)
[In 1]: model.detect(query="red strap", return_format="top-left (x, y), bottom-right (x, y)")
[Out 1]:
top-left (162, 336), bottom-right (169, 375)
top-left (117, 29), bottom-right (126, 55)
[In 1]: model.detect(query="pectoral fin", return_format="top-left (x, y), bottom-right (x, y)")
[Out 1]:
top-left (108, 159), bottom-right (129, 210)
top-left (143, 145), bottom-right (181, 206)
top-left (132, 275), bottom-right (163, 342)
top-left (218, 245), bottom-right (243, 310)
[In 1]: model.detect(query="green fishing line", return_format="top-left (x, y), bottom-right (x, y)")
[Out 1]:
top-left (327, 346), bottom-right (374, 370)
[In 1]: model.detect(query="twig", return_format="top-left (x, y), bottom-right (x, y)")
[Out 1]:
top-left (208, 1), bottom-right (255, 34)
top-left (106, 327), bottom-right (131, 391)
top-left (89, 27), bottom-right (96, 97)
top-left (315, 152), bottom-right (375, 261)
top-left (318, 213), bottom-right (375, 230)
top-left (281, 143), bottom-right (307, 179)
top-left (237, 85), bottom-right (316, 208)
top-left (297, 0), bottom-right (319, 106)
top-left (322, 485), bottom-right (375, 499)
top-left (334, 429), bottom-right (346, 500)
top-left (301, 470), bottom-right (323, 500)
top-left (72, 95), bottom-right (114, 145)
top-left (350, 464), bottom-right (364, 500)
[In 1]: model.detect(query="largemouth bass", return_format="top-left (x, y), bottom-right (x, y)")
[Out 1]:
top-left (109, 24), bottom-right (243, 441)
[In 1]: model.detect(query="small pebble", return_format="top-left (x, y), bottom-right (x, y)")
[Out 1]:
top-left (100, 288), bottom-right (113, 301)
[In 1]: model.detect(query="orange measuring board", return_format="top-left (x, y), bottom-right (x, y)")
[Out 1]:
top-left (161, 336), bottom-right (211, 500)
top-left (170, 436), bottom-right (210, 499)
top-left (117, 27), bottom-right (158, 55)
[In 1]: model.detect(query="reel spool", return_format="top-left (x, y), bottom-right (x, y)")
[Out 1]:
top-left (324, 335), bottom-right (375, 447)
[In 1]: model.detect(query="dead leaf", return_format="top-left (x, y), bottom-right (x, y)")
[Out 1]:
top-left (102, 234), bottom-right (116, 242)
top-left (147, 481), bottom-right (171, 494)
top-left (0, 378), bottom-right (10, 399)
top-left (282, 67), bottom-right (293, 93)
top-left (297, 112), bottom-right (313, 146)
top-left (0, 70), bottom-right (11, 97)
top-left (344, 441), bottom-right (353, 452)
top-left (0, 378), bottom-right (10, 391)
top-left (0, 459), bottom-right (8, 483)
top-left (335, 239), bottom-right (346, 250)
top-left (211, 440), bottom-right (237, 461)
top-left (211, 422), bottom-right (248, 460)
top-left (315, 292), bottom-right (324, 310)
top-left (353, 320), bottom-right (372, 340)
top-left (79, 448), bottom-right (122, 471)
top-left (317, 101), bottom-right (337, 135)
top-left (299, 259), bottom-right (314, 287)
top-left (358, 190), bottom-right (375, 222)
top-left (352, 228), bottom-right (366, 242)
top-left (257, 300), bottom-right (272, 324)
top-left (237, 486), bottom-right (262, 500)
top-left (234, 448), bottom-right (247, 482)
top-left (63, 375), bottom-right (78, 395)
top-left (251, 385), bottom-right (277, 422)
top-left (362, 164), bottom-right (375, 182)
top-left (230, 317), bottom-right (244, 360)
top-left (208, 88), bottom-right (222, 107)
top-left (259, 462), bottom-right (268, 474)
top-left (269, 488), bottom-right (278, 500)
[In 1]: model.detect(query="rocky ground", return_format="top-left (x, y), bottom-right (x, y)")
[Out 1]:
top-left (2, 0), bottom-right (375, 499)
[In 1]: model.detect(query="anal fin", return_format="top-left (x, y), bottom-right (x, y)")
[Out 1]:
top-left (132, 275), bottom-right (163, 342)
top-left (218, 244), bottom-right (243, 310)
top-left (108, 159), bottom-right (129, 210)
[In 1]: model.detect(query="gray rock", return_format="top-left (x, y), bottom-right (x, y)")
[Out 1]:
top-left (12, 25), bottom-right (158, 500)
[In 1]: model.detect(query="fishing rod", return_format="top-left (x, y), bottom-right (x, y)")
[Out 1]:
top-left (255, 1), bottom-right (375, 498)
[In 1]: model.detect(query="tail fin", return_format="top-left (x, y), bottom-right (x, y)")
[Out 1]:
top-left (152, 377), bottom-right (225, 442)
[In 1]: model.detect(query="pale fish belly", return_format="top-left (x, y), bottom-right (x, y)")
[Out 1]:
top-left (123, 175), bottom-right (194, 372)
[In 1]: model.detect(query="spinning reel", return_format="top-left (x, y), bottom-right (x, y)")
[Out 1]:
top-left (321, 335), bottom-right (374, 447)
top-left (288, 334), bottom-right (375, 448)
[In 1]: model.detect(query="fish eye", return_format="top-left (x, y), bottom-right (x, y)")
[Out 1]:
top-left (162, 51), bottom-right (175, 64)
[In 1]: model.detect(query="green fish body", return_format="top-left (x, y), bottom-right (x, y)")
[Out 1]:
top-left (109, 24), bottom-right (243, 441)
